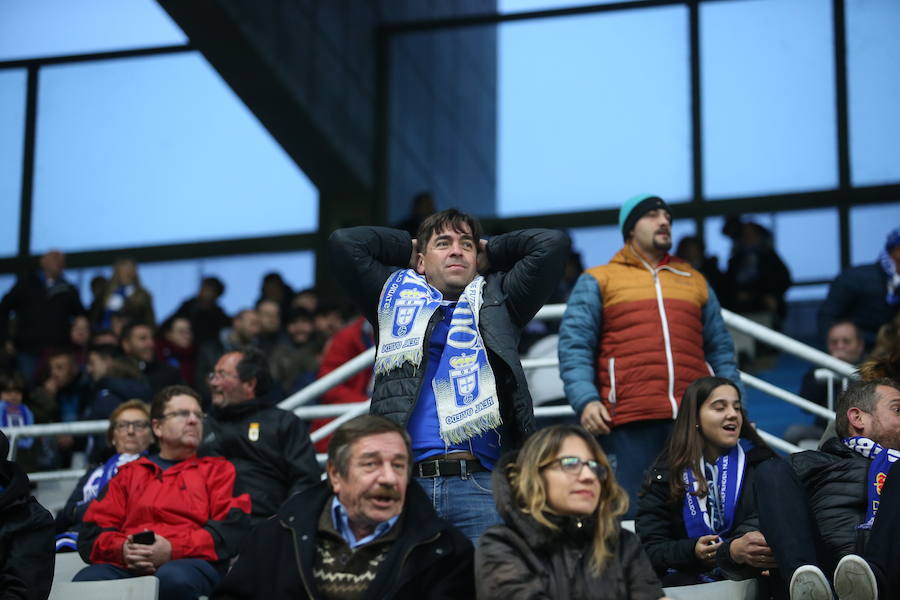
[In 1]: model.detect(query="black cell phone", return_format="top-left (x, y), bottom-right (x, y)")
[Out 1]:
top-left (132, 530), bottom-right (156, 545)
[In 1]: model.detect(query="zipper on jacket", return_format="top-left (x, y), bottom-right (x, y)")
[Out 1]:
top-left (607, 357), bottom-right (616, 408)
top-left (633, 248), bottom-right (679, 419)
top-left (651, 271), bottom-right (678, 419)
top-left (286, 522), bottom-right (315, 598)
top-left (396, 531), bottom-right (441, 583)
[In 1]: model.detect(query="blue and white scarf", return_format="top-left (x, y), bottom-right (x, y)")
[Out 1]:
top-left (682, 444), bottom-right (746, 538)
top-left (79, 452), bottom-right (143, 506)
top-left (843, 436), bottom-right (900, 530)
top-left (56, 452), bottom-right (143, 552)
top-left (375, 269), bottom-right (500, 445)
top-left (0, 401), bottom-right (35, 449)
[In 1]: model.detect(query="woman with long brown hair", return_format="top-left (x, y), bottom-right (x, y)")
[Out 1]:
top-left (477, 424), bottom-right (669, 599)
top-left (636, 376), bottom-right (833, 599)
top-left (636, 377), bottom-right (773, 582)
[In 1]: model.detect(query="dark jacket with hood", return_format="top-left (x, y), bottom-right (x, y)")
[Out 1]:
top-left (328, 227), bottom-right (570, 454)
top-left (213, 479), bottom-right (474, 599)
top-left (0, 432), bottom-right (55, 600)
top-left (199, 398), bottom-right (321, 522)
top-left (790, 436), bottom-right (870, 564)
top-left (635, 445), bottom-right (776, 582)
top-left (476, 452), bottom-right (664, 600)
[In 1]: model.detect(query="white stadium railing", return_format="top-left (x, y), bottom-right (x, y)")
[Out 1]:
top-left (4, 304), bottom-right (854, 475)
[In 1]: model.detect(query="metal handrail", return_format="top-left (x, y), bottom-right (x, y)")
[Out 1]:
top-left (279, 347), bottom-right (376, 411)
top-left (814, 368), bottom-right (850, 412)
top-left (741, 373), bottom-right (836, 421)
top-left (721, 309), bottom-right (856, 378)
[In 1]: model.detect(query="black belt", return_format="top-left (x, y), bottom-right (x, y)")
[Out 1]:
top-left (415, 458), bottom-right (488, 478)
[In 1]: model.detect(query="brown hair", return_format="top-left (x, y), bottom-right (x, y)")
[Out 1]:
top-left (663, 376), bottom-right (768, 504)
top-left (834, 378), bottom-right (900, 438)
top-left (327, 415), bottom-right (412, 478)
top-left (416, 208), bottom-right (482, 254)
top-left (106, 399), bottom-right (151, 446)
top-left (507, 425), bottom-right (627, 574)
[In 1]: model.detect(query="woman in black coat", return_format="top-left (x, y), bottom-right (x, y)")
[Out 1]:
top-left (477, 424), bottom-right (669, 600)
top-left (636, 376), bottom-right (832, 600)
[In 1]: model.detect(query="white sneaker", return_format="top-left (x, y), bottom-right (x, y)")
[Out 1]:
top-left (834, 554), bottom-right (878, 600)
top-left (790, 564), bottom-right (832, 600)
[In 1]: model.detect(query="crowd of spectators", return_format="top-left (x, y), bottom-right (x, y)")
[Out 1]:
top-left (1, 213), bottom-right (899, 600)
top-left (0, 251), bottom-right (355, 471)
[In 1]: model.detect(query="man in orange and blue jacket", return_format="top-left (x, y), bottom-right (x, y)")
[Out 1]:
top-left (559, 194), bottom-right (740, 517)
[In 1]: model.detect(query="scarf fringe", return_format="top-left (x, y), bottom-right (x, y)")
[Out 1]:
top-left (374, 349), bottom-right (423, 376)
top-left (441, 412), bottom-right (503, 446)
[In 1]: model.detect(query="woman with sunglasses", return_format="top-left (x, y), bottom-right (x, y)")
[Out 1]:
top-left (477, 424), bottom-right (670, 599)
top-left (55, 399), bottom-right (153, 549)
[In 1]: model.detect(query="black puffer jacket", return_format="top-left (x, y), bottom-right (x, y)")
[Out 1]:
top-left (790, 437), bottom-right (869, 563)
top-left (214, 480), bottom-right (474, 599)
top-left (328, 227), bottom-right (570, 453)
top-left (476, 452), bottom-right (664, 600)
top-left (635, 445), bottom-right (775, 581)
top-left (0, 432), bottom-right (55, 600)
top-left (200, 398), bottom-right (321, 522)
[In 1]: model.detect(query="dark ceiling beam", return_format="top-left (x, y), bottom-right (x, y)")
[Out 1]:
top-left (155, 0), bottom-right (368, 199)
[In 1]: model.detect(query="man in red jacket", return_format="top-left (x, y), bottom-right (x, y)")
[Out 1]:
top-left (75, 385), bottom-right (251, 600)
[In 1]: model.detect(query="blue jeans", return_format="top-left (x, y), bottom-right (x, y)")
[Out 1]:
top-left (607, 419), bottom-right (673, 520)
top-left (74, 559), bottom-right (219, 600)
top-left (415, 470), bottom-right (501, 546)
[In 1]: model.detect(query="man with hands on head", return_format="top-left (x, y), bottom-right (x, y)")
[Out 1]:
top-left (327, 209), bottom-right (569, 543)
top-left (75, 385), bottom-right (251, 600)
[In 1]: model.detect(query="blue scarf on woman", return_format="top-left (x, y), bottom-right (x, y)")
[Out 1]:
top-left (681, 444), bottom-right (746, 539)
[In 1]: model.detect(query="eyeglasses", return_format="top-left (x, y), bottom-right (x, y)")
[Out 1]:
top-left (113, 420), bottom-right (150, 432)
top-left (545, 456), bottom-right (607, 479)
top-left (208, 370), bottom-right (239, 382)
top-left (160, 409), bottom-right (205, 421)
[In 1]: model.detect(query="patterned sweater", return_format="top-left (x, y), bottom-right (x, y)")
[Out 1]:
top-left (313, 502), bottom-right (400, 600)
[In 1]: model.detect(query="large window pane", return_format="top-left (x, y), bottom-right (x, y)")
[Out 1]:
top-left (498, 6), bottom-right (690, 216)
top-left (67, 251), bottom-right (315, 324)
top-left (850, 202), bottom-right (900, 266)
top-left (0, 69), bottom-right (26, 257)
top-left (773, 209), bottom-right (839, 282)
top-left (701, 0), bottom-right (837, 198)
top-left (846, 0), bottom-right (900, 186)
top-left (0, 0), bottom-right (186, 61)
top-left (32, 53), bottom-right (318, 253)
